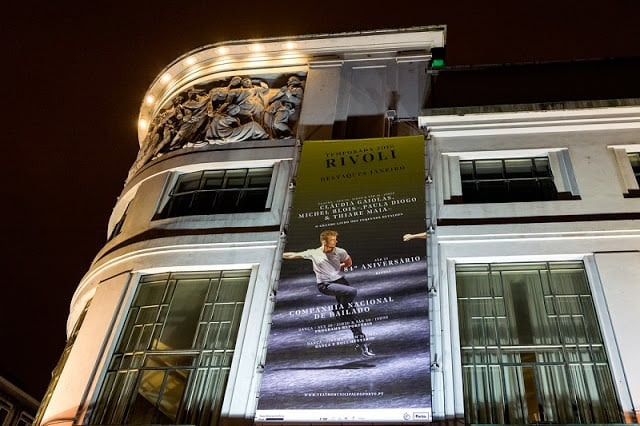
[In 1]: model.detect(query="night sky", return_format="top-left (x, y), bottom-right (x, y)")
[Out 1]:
top-left (3, 1), bottom-right (640, 400)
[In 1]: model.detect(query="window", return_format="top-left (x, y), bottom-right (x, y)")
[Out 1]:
top-left (608, 145), bottom-right (640, 197)
top-left (158, 168), bottom-right (272, 218)
top-left (15, 412), bottom-right (33, 426)
top-left (0, 400), bottom-right (11, 426)
top-left (441, 149), bottom-right (580, 204)
top-left (91, 270), bottom-right (250, 425)
top-left (460, 157), bottom-right (558, 203)
top-left (628, 152), bottom-right (640, 186)
top-left (108, 202), bottom-right (130, 241)
top-left (456, 261), bottom-right (622, 424)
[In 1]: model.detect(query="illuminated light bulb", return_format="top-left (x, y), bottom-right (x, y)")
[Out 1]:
top-left (217, 46), bottom-right (229, 55)
top-left (250, 43), bottom-right (263, 52)
top-left (138, 118), bottom-right (148, 129)
top-left (248, 53), bottom-right (268, 63)
top-left (145, 95), bottom-right (155, 105)
top-left (185, 56), bottom-right (196, 65)
top-left (160, 73), bottom-right (171, 83)
top-left (283, 41), bottom-right (297, 50)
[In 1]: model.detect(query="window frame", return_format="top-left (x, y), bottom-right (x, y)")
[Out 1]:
top-left (0, 399), bottom-right (12, 426)
top-left (608, 144), bottom-right (640, 197)
top-left (442, 255), bottom-right (634, 423)
top-left (88, 268), bottom-right (257, 426)
top-left (442, 148), bottom-right (580, 204)
top-left (156, 166), bottom-right (277, 219)
top-left (152, 160), bottom-right (289, 225)
top-left (14, 412), bottom-right (34, 426)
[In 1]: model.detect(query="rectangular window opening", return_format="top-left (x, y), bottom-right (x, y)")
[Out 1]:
top-left (628, 152), bottom-right (640, 186)
top-left (459, 157), bottom-right (559, 203)
top-left (456, 261), bottom-right (622, 424)
top-left (91, 270), bottom-right (251, 426)
top-left (158, 168), bottom-right (272, 219)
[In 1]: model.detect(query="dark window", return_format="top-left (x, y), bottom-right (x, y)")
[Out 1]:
top-left (628, 152), bottom-right (640, 185)
top-left (108, 202), bottom-right (130, 241)
top-left (159, 168), bottom-right (272, 218)
top-left (0, 401), bottom-right (11, 426)
top-left (15, 413), bottom-right (33, 426)
top-left (460, 157), bottom-right (558, 203)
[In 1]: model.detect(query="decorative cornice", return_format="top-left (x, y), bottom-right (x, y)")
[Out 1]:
top-left (419, 104), bottom-right (640, 137)
top-left (138, 27), bottom-right (446, 144)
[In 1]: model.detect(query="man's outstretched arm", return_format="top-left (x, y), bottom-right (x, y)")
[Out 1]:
top-left (403, 232), bottom-right (427, 241)
top-left (283, 252), bottom-right (303, 259)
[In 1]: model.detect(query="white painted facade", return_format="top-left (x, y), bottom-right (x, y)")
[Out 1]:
top-left (37, 26), bottom-right (640, 426)
top-left (421, 108), bottom-right (640, 422)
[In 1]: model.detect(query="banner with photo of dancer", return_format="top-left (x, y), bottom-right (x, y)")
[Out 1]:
top-left (256, 136), bottom-right (432, 423)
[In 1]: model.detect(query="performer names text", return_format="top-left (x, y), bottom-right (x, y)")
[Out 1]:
top-left (296, 192), bottom-right (418, 227)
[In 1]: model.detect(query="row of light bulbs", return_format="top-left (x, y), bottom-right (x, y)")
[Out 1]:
top-left (138, 41), bottom-right (300, 132)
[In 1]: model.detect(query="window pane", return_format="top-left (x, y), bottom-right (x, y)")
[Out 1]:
top-left (504, 158), bottom-right (533, 178)
top-left (167, 193), bottom-right (195, 216)
top-left (461, 181), bottom-right (479, 202)
top-left (539, 178), bottom-right (559, 200)
top-left (247, 168), bottom-right (273, 187)
top-left (508, 180), bottom-right (540, 201)
top-left (201, 171), bottom-right (225, 189)
top-left (460, 160), bottom-right (474, 180)
top-left (191, 191), bottom-right (218, 214)
top-left (175, 173), bottom-right (202, 193)
top-left (629, 152), bottom-right (640, 169)
top-left (239, 189), bottom-right (269, 211)
top-left (157, 279), bottom-right (209, 350)
top-left (476, 180), bottom-right (509, 202)
top-left (474, 159), bottom-right (504, 179)
top-left (224, 169), bottom-right (249, 188)
top-left (533, 157), bottom-right (552, 177)
top-left (135, 280), bottom-right (168, 306)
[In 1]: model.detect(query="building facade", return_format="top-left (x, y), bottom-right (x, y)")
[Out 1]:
top-left (36, 27), bottom-right (640, 425)
top-left (1, 377), bottom-right (38, 426)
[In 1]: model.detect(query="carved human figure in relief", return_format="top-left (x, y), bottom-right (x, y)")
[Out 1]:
top-left (264, 76), bottom-right (304, 138)
top-left (233, 77), bottom-right (269, 122)
top-left (205, 103), bottom-right (268, 143)
top-left (167, 89), bottom-right (210, 150)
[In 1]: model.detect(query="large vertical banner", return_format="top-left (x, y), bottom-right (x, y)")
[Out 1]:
top-left (256, 136), bottom-right (431, 423)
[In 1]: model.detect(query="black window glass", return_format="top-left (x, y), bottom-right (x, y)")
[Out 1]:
top-left (159, 168), bottom-right (272, 218)
top-left (628, 152), bottom-right (640, 185)
top-left (460, 157), bottom-right (558, 203)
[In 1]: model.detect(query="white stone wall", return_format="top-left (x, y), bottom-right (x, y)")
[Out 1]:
top-left (423, 107), bottom-right (640, 420)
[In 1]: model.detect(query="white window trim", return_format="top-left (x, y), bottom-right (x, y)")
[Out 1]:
top-left (607, 144), bottom-right (640, 197)
top-left (441, 148), bottom-right (580, 203)
top-left (153, 159), bottom-right (290, 223)
top-left (85, 265), bottom-right (264, 424)
top-left (442, 255), bottom-right (634, 420)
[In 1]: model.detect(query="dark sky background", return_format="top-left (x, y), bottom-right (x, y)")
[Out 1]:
top-left (2, 1), bottom-right (640, 400)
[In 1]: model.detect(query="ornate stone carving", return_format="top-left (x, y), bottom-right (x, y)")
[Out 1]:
top-left (128, 73), bottom-right (306, 181)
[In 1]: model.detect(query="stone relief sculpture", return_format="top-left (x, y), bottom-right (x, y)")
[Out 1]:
top-left (127, 73), bottom-right (305, 181)
top-left (264, 76), bottom-right (304, 138)
top-left (205, 103), bottom-right (269, 143)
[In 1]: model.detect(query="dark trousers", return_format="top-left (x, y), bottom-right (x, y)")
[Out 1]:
top-left (317, 277), bottom-right (366, 343)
